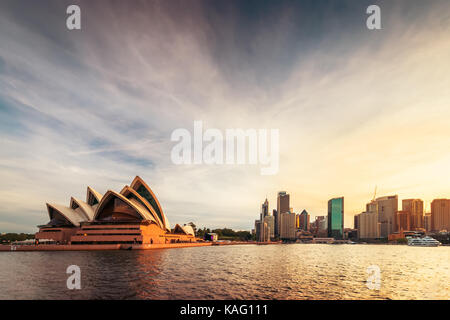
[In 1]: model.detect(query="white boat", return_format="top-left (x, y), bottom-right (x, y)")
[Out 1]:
top-left (407, 236), bottom-right (441, 247)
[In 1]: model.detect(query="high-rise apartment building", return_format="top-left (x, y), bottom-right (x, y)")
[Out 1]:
top-left (280, 212), bottom-right (296, 241)
top-left (261, 198), bottom-right (269, 217)
top-left (328, 197), bottom-right (344, 239)
top-left (396, 210), bottom-right (410, 231)
top-left (255, 219), bottom-right (269, 242)
top-left (264, 215), bottom-right (275, 240)
top-left (276, 192), bottom-right (290, 237)
top-left (424, 213), bottom-right (432, 232)
top-left (357, 210), bottom-right (380, 239)
top-left (402, 199), bottom-right (424, 230)
top-left (273, 209), bottom-right (278, 238)
top-left (299, 210), bottom-right (309, 231)
top-left (374, 195), bottom-right (398, 237)
top-left (431, 199), bottom-right (450, 232)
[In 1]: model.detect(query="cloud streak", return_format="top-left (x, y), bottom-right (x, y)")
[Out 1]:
top-left (0, 0), bottom-right (449, 232)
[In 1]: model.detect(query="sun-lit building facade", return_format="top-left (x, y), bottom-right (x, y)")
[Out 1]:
top-left (328, 197), bottom-right (344, 239)
top-left (35, 176), bottom-right (197, 245)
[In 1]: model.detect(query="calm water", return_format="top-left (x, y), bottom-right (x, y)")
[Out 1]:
top-left (0, 244), bottom-right (449, 300)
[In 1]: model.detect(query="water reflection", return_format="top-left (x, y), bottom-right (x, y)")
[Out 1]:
top-left (0, 244), bottom-right (448, 300)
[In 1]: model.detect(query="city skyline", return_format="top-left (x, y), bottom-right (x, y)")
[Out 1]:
top-left (1, 0), bottom-right (450, 233)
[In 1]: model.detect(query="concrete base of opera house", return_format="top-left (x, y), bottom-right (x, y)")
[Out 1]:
top-left (0, 242), bottom-right (212, 252)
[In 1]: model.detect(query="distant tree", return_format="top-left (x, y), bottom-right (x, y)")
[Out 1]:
top-left (0, 233), bottom-right (34, 243)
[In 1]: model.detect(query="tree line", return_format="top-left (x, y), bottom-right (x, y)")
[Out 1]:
top-left (0, 233), bottom-right (35, 243)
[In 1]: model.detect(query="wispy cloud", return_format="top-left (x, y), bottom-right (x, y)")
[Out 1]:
top-left (0, 0), bottom-right (449, 232)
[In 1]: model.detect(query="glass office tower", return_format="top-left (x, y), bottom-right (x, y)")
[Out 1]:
top-left (328, 197), bottom-right (344, 239)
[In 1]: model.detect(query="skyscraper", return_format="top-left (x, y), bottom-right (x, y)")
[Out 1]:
top-left (277, 192), bottom-right (290, 215)
top-left (276, 191), bottom-right (290, 238)
top-left (328, 197), bottom-right (344, 239)
top-left (357, 210), bottom-right (380, 239)
top-left (431, 199), bottom-right (450, 232)
top-left (396, 210), bottom-right (410, 231)
top-left (280, 212), bottom-right (296, 241)
top-left (402, 199), bottom-right (424, 230)
top-left (424, 213), bottom-right (432, 232)
top-left (264, 215), bottom-right (275, 240)
top-left (261, 198), bottom-right (269, 217)
top-left (374, 195), bottom-right (398, 237)
top-left (273, 209), bottom-right (278, 238)
top-left (299, 209), bottom-right (310, 231)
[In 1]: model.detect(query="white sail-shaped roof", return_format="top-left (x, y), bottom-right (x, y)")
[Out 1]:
top-left (86, 186), bottom-right (102, 206)
top-left (70, 197), bottom-right (95, 221)
top-left (46, 203), bottom-right (88, 227)
top-left (130, 176), bottom-right (170, 231)
top-left (93, 190), bottom-right (158, 224)
top-left (120, 185), bottom-right (165, 229)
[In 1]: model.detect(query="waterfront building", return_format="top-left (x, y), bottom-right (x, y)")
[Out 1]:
top-left (311, 215), bottom-right (327, 237)
top-left (328, 197), bottom-right (344, 239)
top-left (35, 176), bottom-right (197, 245)
top-left (280, 212), bottom-right (296, 241)
top-left (373, 195), bottom-right (398, 237)
top-left (356, 195), bottom-right (398, 239)
top-left (255, 219), bottom-right (261, 241)
top-left (205, 233), bottom-right (218, 241)
top-left (354, 214), bottom-right (359, 229)
top-left (396, 210), bottom-right (411, 231)
top-left (260, 221), bottom-right (269, 242)
top-left (273, 209), bottom-right (278, 238)
top-left (344, 228), bottom-right (357, 240)
top-left (431, 199), bottom-right (450, 232)
top-left (357, 210), bottom-right (380, 239)
top-left (261, 198), bottom-right (269, 217)
top-left (388, 230), bottom-right (424, 241)
top-left (402, 199), bottom-right (424, 230)
top-left (424, 213), bottom-right (432, 232)
top-left (264, 215), bottom-right (275, 240)
top-left (276, 192), bottom-right (290, 237)
top-left (299, 210), bottom-right (310, 231)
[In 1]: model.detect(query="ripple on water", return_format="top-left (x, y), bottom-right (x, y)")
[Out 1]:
top-left (0, 245), bottom-right (448, 299)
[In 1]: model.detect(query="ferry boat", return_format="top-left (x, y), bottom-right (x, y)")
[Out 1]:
top-left (407, 236), bottom-right (441, 247)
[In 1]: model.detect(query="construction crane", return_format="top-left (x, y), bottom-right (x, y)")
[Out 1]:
top-left (372, 186), bottom-right (377, 202)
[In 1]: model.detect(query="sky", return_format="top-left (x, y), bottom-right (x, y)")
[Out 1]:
top-left (1, 0), bottom-right (450, 233)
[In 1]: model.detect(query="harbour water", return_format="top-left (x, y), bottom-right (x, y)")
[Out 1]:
top-left (0, 244), bottom-right (448, 300)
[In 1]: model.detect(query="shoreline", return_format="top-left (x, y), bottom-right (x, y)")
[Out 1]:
top-left (0, 242), bottom-right (212, 252)
top-left (1, 241), bottom-right (447, 252)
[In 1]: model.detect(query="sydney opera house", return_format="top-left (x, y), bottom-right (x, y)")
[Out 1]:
top-left (32, 176), bottom-right (201, 248)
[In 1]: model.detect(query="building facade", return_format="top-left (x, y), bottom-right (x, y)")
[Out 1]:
top-left (431, 199), bottom-right (450, 232)
top-left (374, 195), bottom-right (398, 238)
top-left (402, 199), bottom-right (424, 230)
top-left (276, 191), bottom-right (290, 238)
top-left (298, 209), bottom-right (310, 231)
top-left (357, 210), bottom-right (380, 239)
top-left (264, 215), bottom-right (275, 240)
top-left (328, 197), bottom-right (344, 239)
top-left (396, 210), bottom-right (410, 231)
top-left (424, 213), bottom-right (432, 232)
top-left (280, 212), bottom-right (296, 241)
